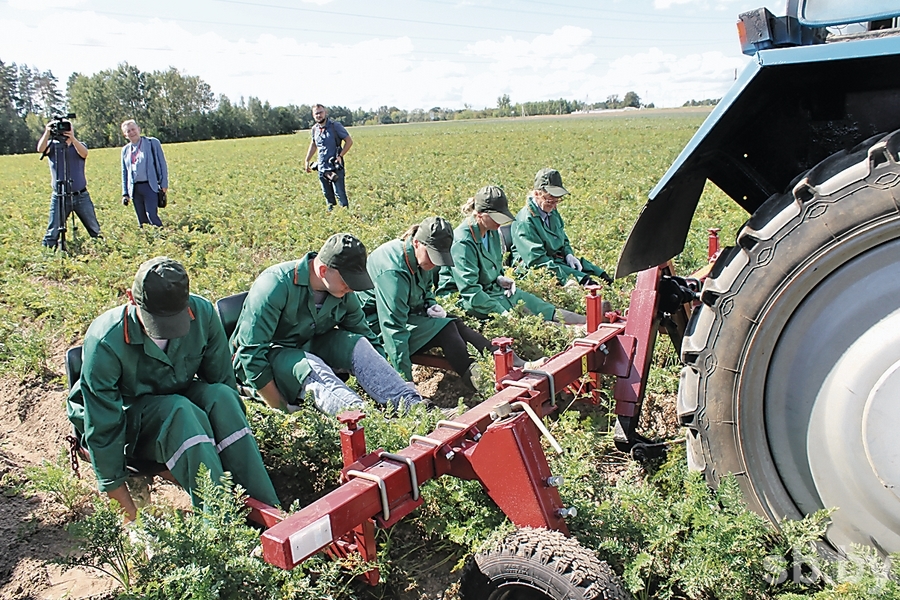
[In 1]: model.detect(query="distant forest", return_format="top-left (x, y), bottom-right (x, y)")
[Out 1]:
top-left (0, 59), bottom-right (659, 155)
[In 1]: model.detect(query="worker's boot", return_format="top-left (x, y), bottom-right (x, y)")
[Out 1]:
top-left (555, 308), bottom-right (587, 325)
top-left (462, 363), bottom-right (481, 390)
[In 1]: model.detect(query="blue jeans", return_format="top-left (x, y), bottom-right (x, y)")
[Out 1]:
top-left (132, 181), bottom-right (163, 227)
top-left (42, 189), bottom-right (101, 247)
top-left (318, 169), bottom-right (348, 209)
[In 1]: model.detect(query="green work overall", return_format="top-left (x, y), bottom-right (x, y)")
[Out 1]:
top-left (358, 238), bottom-right (451, 381)
top-left (437, 216), bottom-right (555, 320)
top-left (67, 295), bottom-right (280, 508)
top-left (511, 196), bottom-right (606, 284)
top-left (231, 255), bottom-right (384, 403)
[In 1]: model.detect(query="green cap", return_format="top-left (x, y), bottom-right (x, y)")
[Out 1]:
top-left (132, 257), bottom-right (191, 339)
top-left (534, 168), bottom-right (569, 197)
top-left (318, 233), bottom-right (374, 291)
top-left (473, 185), bottom-right (514, 226)
top-left (414, 216), bottom-right (454, 267)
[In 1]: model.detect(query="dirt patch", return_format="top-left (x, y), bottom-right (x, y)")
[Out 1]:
top-left (412, 365), bottom-right (475, 408)
top-left (0, 342), bottom-right (119, 600)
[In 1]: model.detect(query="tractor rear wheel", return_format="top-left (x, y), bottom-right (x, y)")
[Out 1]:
top-left (679, 129), bottom-right (900, 553)
top-left (458, 528), bottom-right (629, 600)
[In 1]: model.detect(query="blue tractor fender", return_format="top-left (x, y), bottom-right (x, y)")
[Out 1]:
top-left (616, 34), bottom-right (900, 277)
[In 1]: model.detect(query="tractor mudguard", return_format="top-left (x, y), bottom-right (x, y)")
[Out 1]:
top-left (616, 34), bottom-right (900, 278)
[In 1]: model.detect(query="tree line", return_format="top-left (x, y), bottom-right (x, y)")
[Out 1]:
top-left (0, 58), bottom-right (654, 155)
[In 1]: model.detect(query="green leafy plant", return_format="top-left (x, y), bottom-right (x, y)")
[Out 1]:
top-left (62, 496), bottom-right (139, 594)
top-left (25, 448), bottom-right (94, 515)
top-left (64, 466), bottom-right (359, 600)
top-left (561, 442), bottom-right (829, 600)
top-left (246, 400), bottom-right (344, 506)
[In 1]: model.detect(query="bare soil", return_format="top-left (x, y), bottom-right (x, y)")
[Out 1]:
top-left (0, 344), bottom-right (120, 600)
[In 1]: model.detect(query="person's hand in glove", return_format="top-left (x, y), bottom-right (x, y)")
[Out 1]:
top-left (599, 271), bottom-right (614, 284)
top-left (565, 254), bottom-right (582, 271)
top-left (426, 304), bottom-right (447, 319)
top-left (497, 275), bottom-right (516, 297)
top-left (563, 279), bottom-right (581, 289)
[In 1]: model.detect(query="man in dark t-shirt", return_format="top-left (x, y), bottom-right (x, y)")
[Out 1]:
top-left (305, 104), bottom-right (353, 211)
top-left (37, 121), bottom-right (101, 248)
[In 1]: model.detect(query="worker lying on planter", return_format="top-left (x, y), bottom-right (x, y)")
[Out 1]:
top-left (230, 233), bottom-right (424, 416)
top-left (359, 216), bottom-right (533, 390)
top-left (437, 185), bottom-right (586, 325)
top-left (68, 257), bottom-right (280, 521)
top-left (511, 168), bottom-right (613, 287)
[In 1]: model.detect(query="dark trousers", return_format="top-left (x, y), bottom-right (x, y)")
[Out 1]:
top-left (132, 181), bottom-right (163, 227)
top-left (418, 319), bottom-right (494, 376)
top-left (318, 169), bottom-right (348, 209)
top-left (42, 189), bottom-right (101, 247)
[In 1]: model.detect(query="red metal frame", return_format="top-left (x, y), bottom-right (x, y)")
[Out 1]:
top-left (250, 265), bottom-right (677, 581)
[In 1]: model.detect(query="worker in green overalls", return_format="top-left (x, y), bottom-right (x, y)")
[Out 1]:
top-left (359, 216), bottom-right (527, 389)
top-left (511, 168), bottom-right (613, 287)
top-left (437, 186), bottom-right (586, 325)
top-left (231, 233), bottom-right (424, 415)
top-left (68, 257), bottom-right (280, 521)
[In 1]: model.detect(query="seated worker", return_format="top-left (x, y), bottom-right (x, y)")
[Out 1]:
top-left (359, 216), bottom-right (529, 389)
top-left (437, 186), bottom-right (586, 325)
top-left (68, 257), bottom-right (280, 521)
top-left (231, 233), bottom-right (424, 416)
top-left (511, 168), bottom-right (613, 287)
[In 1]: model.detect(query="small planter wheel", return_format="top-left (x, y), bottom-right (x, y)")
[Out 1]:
top-left (459, 527), bottom-right (630, 600)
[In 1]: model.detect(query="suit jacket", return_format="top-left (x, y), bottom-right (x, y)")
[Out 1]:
top-left (121, 136), bottom-right (168, 197)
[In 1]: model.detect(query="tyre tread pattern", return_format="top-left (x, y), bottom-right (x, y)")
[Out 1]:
top-left (459, 527), bottom-right (631, 600)
top-left (677, 128), bottom-right (900, 515)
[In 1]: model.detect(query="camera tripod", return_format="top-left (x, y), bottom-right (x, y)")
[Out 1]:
top-left (40, 136), bottom-right (78, 253)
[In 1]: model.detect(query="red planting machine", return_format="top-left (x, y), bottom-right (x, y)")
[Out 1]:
top-left (242, 249), bottom-right (713, 599)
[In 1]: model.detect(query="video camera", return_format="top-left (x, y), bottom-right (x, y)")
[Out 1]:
top-left (48, 113), bottom-right (76, 140)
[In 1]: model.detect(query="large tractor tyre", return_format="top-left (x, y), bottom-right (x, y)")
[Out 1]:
top-left (679, 129), bottom-right (900, 553)
top-left (458, 528), bottom-right (630, 600)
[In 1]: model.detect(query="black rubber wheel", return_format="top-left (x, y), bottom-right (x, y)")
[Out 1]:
top-left (678, 129), bottom-right (900, 553)
top-left (458, 528), bottom-right (630, 600)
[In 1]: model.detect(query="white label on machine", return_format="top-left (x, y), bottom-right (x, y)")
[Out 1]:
top-left (289, 515), bottom-right (333, 564)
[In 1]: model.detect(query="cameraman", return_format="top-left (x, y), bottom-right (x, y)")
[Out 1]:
top-left (305, 104), bottom-right (353, 211)
top-left (37, 120), bottom-right (102, 248)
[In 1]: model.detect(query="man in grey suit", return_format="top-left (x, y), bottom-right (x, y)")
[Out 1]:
top-left (121, 119), bottom-right (168, 228)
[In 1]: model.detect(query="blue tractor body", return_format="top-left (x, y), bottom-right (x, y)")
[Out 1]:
top-left (617, 6), bottom-right (900, 276)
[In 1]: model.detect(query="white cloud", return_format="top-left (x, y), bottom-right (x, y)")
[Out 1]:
top-left (0, 11), bottom-right (748, 110)
top-left (602, 47), bottom-right (747, 106)
top-left (653, 0), bottom-right (742, 9)
top-left (8, 0), bottom-right (84, 9)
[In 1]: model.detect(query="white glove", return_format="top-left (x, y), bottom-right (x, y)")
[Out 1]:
top-left (565, 254), bottom-right (582, 271)
top-left (427, 304), bottom-right (447, 319)
top-left (563, 278), bottom-right (580, 289)
top-left (497, 276), bottom-right (516, 297)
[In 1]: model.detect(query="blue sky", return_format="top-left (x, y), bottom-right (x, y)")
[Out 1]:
top-left (0, 0), bottom-right (763, 109)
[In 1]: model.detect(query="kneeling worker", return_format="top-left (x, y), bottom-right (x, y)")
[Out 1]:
top-left (359, 216), bottom-right (526, 389)
top-left (231, 233), bottom-right (424, 415)
top-left (512, 168), bottom-right (612, 287)
top-left (68, 257), bottom-right (280, 521)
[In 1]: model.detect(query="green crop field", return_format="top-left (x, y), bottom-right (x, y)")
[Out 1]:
top-left (4, 111), bottom-right (894, 600)
top-left (0, 109), bottom-right (746, 379)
